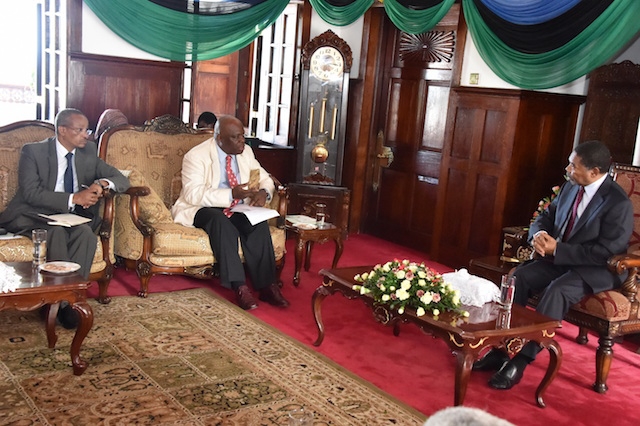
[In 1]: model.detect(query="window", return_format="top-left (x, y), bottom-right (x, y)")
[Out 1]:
top-left (249, 4), bottom-right (298, 145)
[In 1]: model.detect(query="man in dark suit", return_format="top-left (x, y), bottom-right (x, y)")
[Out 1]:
top-left (172, 115), bottom-right (288, 310)
top-left (0, 108), bottom-right (130, 325)
top-left (474, 140), bottom-right (634, 389)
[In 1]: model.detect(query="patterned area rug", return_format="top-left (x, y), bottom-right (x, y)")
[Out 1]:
top-left (0, 288), bottom-right (426, 425)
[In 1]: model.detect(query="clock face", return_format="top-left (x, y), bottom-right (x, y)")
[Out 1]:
top-left (310, 47), bottom-right (344, 81)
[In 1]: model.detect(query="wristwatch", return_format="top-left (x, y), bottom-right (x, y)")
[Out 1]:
top-left (94, 179), bottom-right (109, 190)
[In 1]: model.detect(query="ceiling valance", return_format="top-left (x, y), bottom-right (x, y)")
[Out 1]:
top-left (84, 0), bottom-right (640, 89)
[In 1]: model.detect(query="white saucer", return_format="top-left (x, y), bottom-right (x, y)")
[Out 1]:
top-left (39, 261), bottom-right (81, 274)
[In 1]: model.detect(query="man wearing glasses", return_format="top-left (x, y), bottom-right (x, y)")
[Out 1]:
top-left (0, 108), bottom-right (129, 326)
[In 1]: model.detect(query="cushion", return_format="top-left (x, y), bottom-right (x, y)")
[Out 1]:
top-left (127, 169), bottom-right (173, 224)
top-left (571, 290), bottom-right (632, 321)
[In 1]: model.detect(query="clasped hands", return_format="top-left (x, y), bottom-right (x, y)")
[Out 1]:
top-left (532, 231), bottom-right (557, 257)
top-left (231, 183), bottom-right (268, 207)
top-left (72, 182), bottom-right (105, 210)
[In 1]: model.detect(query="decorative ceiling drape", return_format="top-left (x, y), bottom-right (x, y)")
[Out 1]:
top-left (85, 0), bottom-right (640, 89)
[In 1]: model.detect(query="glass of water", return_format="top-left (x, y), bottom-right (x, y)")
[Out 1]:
top-left (32, 228), bottom-right (47, 267)
top-left (315, 203), bottom-right (327, 227)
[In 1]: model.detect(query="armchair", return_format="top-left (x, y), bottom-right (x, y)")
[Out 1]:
top-left (98, 115), bottom-right (287, 297)
top-left (0, 120), bottom-right (117, 303)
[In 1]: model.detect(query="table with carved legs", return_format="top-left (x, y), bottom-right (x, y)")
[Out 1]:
top-left (285, 222), bottom-right (343, 286)
top-left (313, 266), bottom-right (563, 407)
top-left (0, 262), bottom-right (93, 375)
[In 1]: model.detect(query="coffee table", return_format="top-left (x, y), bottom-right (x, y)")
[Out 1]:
top-left (0, 262), bottom-right (94, 375)
top-left (313, 266), bottom-right (563, 407)
top-left (285, 221), bottom-right (343, 286)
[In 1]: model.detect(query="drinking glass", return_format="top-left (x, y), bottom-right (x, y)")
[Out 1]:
top-left (32, 229), bottom-right (47, 267)
top-left (499, 274), bottom-right (515, 309)
top-left (288, 408), bottom-right (314, 425)
top-left (315, 203), bottom-right (326, 227)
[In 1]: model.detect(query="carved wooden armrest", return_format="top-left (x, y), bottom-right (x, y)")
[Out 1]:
top-left (270, 174), bottom-right (287, 228)
top-left (124, 186), bottom-right (153, 237)
top-left (98, 190), bottom-right (116, 240)
top-left (608, 253), bottom-right (640, 301)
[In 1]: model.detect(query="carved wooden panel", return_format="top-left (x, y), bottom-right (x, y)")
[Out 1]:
top-left (433, 87), bottom-right (585, 269)
top-left (67, 53), bottom-right (183, 129)
top-left (579, 60), bottom-right (640, 163)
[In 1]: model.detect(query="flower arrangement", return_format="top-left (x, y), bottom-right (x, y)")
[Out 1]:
top-left (352, 259), bottom-right (468, 317)
top-left (530, 185), bottom-right (560, 224)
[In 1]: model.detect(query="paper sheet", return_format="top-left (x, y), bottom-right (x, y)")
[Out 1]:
top-left (231, 205), bottom-right (280, 225)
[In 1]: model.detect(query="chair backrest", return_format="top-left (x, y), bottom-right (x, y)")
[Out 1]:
top-left (610, 162), bottom-right (640, 252)
top-left (0, 120), bottom-right (55, 212)
top-left (99, 117), bottom-right (213, 209)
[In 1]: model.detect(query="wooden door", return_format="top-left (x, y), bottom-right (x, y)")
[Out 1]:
top-left (191, 52), bottom-right (240, 125)
top-left (363, 9), bottom-right (459, 251)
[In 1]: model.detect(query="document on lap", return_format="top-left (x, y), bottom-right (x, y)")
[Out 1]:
top-left (37, 213), bottom-right (92, 227)
top-left (230, 205), bottom-right (279, 225)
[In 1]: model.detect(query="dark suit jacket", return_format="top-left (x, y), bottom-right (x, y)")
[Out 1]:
top-left (528, 176), bottom-right (634, 293)
top-left (0, 137), bottom-right (130, 233)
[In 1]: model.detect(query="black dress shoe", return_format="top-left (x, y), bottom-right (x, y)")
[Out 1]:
top-left (472, 348), bottom-right (510, 371)
top-left (259, 284), bottom-right (290, 308)
top-left (236, 285), bottom-right (258, 310)
top-left (488, 359), bottom-right (527, 390)
top-left (57, 304), bottom-right (79, 329)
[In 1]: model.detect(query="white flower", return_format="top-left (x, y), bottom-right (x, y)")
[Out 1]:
top-left (354, 274), bottom-right (361, 281)
top-left (418, 279), bottom-right (426, 287)
top-left (381, 294), bottom-right (390, 302)
top-left (396, 288), bottom-right (410, 301)
top-left (398, 307), bottom-right (405, 314)
top-left (369, 271), bottom-right (376, 280)
top-left (401, 280), bottom-right (411, 290)
top-left (418, 270), bottom-right (426, 279)
top-left (452, 295), bottom-right (460, 305)
top-left (360, 286), bottom-right (370, 295)
top-left (463, 311), bottom-right (470, 318)
top-left (396, 270), bottom-right (405, 280)
top-left (361, 272), bottom-right (369, 280)
top-left (432, 308), bottom-right (440, 316)
top-left (390, 286), bottom-right (396, 291)
top-left (352, 285), bottom-right (360, 291)
top-left (420, 292), bottom-right (433, 305)
top-left (402, 259), bottom-right (410, 266)
top-left (382, 263), bottom-right (391, 272)
top-left (416, 307), bottom-right (425, 316)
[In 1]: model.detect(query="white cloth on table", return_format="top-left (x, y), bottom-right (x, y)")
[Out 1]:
top-left (442, 268), bottom-right (500, 307)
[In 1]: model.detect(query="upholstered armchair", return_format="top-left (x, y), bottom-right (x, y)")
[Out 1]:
top-left (98, 115), bottom-right (287, 298)
top-left (0, 120), bottom-right (117, 303)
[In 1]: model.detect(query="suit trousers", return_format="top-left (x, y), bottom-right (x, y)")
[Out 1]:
top-left (513, 258), bottom-right (592, 359)
top-left (46, 224), bottom-right (96, 279)
top-left (194, 207), bottom-right (276, 291)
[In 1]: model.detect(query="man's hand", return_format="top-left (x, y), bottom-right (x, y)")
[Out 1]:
top-left (532, 231), bottom-right (557, 257)
top-left (231, 182), bottom-right (258, 202)
top-left (248, 189), bottom-right (268, 207)
top-left (73, 183), bottom-right (103, 209)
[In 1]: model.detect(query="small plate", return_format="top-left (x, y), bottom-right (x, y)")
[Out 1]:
top-left (295, 223), bottom-right (317, 230)
top-left (39, 261), bottom-right (81, 274)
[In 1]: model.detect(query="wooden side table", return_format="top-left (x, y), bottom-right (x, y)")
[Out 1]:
top-left (285, 222), bottom-right (344, 286)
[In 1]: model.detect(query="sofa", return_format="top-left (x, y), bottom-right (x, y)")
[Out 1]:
top-left (0, 120), bottom-right (117, 303)
top-left (98, 114), bottom-right (287, 297)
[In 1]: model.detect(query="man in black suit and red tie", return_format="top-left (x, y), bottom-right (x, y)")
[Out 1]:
top-left (473, 140), bottom-right (634, 389)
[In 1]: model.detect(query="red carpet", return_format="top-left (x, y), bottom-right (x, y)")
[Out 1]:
top-left (89, 234), bottom-right (640, 425)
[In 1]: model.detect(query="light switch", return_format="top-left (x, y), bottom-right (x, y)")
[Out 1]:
top-left (469, 73), bottom-right (479, 85)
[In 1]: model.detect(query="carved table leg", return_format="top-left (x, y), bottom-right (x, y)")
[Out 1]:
top-left (46, 303), bottom-right (60, 349)
top-left (536, 339), bottom-right (562, 408)
top-left (304, 241), bottom-right (314, 271)
top-left (70, 301), bottom-right (94, 376)
top-left (293, 236), bottom-right (306, 286)
top-left (312, 286), bottom-right (331, 346)
top-left (454, 349), bottom-right (476, 406)
top-left (332, 237), bottom-right (343, 268)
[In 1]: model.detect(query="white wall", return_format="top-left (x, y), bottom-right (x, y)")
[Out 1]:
top-left (310, 11), bottom-right (363, 79)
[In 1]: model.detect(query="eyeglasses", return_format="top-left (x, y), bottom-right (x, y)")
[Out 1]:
top-left (63, 126), bottom-right (93, 136)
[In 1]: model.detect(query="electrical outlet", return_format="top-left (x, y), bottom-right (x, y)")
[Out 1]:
top-left (469, 73), bottom-right (479, 85)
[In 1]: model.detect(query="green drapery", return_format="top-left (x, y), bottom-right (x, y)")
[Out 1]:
top-left (384, 0), bottom-right (456, 35)
top-left (463, 0), bottom-right (640, 89)
top-left (84, 0), bottom-right (289, 61)
top-left (308, 0), bottom-right (375, 26)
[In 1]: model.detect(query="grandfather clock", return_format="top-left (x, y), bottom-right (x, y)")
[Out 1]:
top-left (290, 30), bottom-right (353, 234)
top-left (296, 30), bottom-right (352, 186)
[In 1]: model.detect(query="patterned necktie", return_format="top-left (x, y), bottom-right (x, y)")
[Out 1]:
top-left (64, 152), bottom-right (74, 193)
top-left (563, 186), bottom-right (584, 241)
top-left (223, 155), bottom-right (239, 218)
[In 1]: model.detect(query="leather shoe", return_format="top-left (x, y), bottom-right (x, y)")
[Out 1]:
top-left (472, 348), bottom-right (509, 371)
top-left (488, 359), bottom-right (527, 390)
top-left (236, 285), bottom-right (258, 310)
top-left (259, 284), bottom-right (290, 308)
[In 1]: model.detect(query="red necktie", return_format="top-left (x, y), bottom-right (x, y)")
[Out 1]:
top-left (223, 155), bottom-right (239, 217)
top-left (563, 186), bottom-right (584, 241)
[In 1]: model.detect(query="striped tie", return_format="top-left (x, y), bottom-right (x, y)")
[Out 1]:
top-left (223, 155), bottom-right (239, 218)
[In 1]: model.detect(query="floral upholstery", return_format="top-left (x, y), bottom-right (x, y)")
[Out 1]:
top-left (0, 120), bottom-right (116, 303)
top-left (99, 116), bottom-right (287, 297)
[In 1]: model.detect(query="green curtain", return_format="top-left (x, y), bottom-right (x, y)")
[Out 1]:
top-left (463, 0), bottom-right (640, 89)
top-left (84, 0), bottom-right (289, 61)
top-left (309, 0), bottom-right (374, 26)
top-left (384, 0), bottom-right (455, 34)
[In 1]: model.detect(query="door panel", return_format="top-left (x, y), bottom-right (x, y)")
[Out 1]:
top-left (364, 9), bottom-right (459, 252)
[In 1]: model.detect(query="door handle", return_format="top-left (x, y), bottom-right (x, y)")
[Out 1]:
top-left (373, 130), bottom-right (394, 192)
